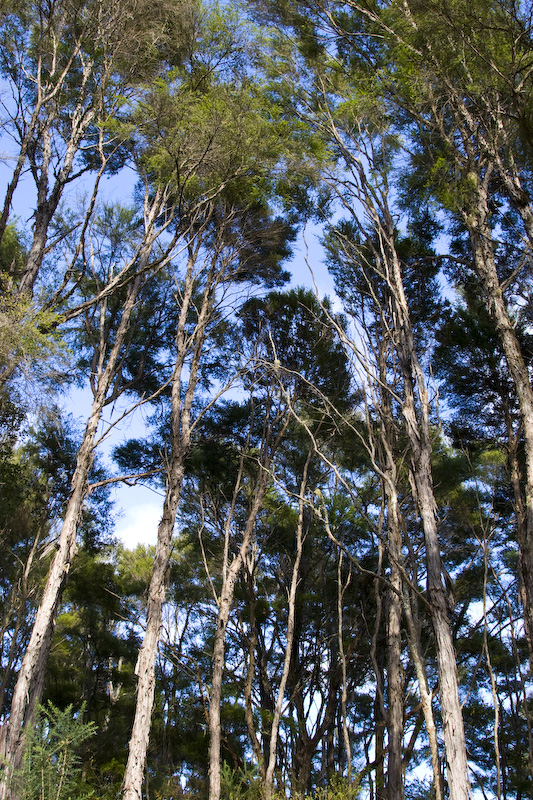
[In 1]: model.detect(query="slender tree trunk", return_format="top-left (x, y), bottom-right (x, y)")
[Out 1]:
top-left (337, 550), bottom-right (352, 780)
top-left (375, 383), bottom-right (444, 800)
top-left (122, 463), bottom-right (185, 800)
top-left (208, 508), bottom-right (259, 800)
top-left (371, 542), bottom-right (387, 800)
top-left (18, 101), bottom-right (98, 297)
top-left (375, 341), bottom-right (405, 800)
top-left (402, 584), bottom-right (444, 800)
top-left (123, 247), bottom-right (221, 800)
top-left (482, 536), bottom-right (502, 800)
top-left (0, 273), bottom-right (144, 800)
top-left (258, 632), bottom-right (274, 766)
top-left (393, 299), bottom-right (471, 800)
top-left (385, 500), bottom-right (404, 800)
top-left (243, 566), bottom-right (265, 775)
top-left (208, 403), bottom-right (290, 800)
top-left (263, 452), bottom-right (311, 800)
top-left (372, 200), bottom-right (471, 800)
top-left (374, 682), bottom-right (387, 800)
top-left (465, 181), bottom-right (533, 663)
top-left (376, 338), bottom-right (443, 800)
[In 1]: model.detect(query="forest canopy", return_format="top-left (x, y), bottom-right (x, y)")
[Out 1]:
top-left (0, 2), bottom-right (533, 800)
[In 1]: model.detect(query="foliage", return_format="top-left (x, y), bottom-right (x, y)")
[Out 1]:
top-left (314, 775), bottom-right (361, 800)
top-left (0, 294), bottom-right (64, 378)
top-left (1, 1), bottom-right (533, 798)
top-left (0, 226), bottom-right (66, 399)
top-left (220, 766), bottom-right (361, 800)
top-left (17, 702), bottom-right (95, 800)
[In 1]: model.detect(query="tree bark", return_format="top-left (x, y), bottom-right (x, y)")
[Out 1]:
top-left (465, 178), bottom-right (533, 663)
top-left (337, 550), bottom-right (352, 781)
top-left (122, 246), bottom-right (210, 800)
top-left (121, 466), bottom-right (185, 800)
top-left (0, 272), bottom-right (145, 800)
top-left (263, 452), bottom-right (310, 800)
top-left (402, 584), bottom-right (444, 800)
top-left (362, 190), bottom-right (471, 799)
top-left (385, 497), bottom-right (404, 800)
top-left (243, 565), bottom-right (265, 775)
top-left (389, 256), bottom-right (471, 800)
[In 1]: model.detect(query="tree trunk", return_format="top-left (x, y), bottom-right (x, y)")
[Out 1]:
top-left (208, 535), bottom-right (251, 800)
top-left (393, 296), bottom-right (471, 800)
top-left (337, 550), bottom-right (352, 780)
top-left (374, 199), bottom-right (471, 800)
top-left (122, 467), bottom-right (185, 800)
top-left (376, 336), bottom-right (443, 800)
top-left (243, 567), bottom-right (265, 775)
top-left (209, 404), bottom-right (291, 800)
top-left (263, 452), bottom-right (310, 800)
top-left (402, 585), bottom-right (444, 800)
top-left (123, 247), bottom-right (221, 800)
top-left (375, 340), bottom-right (405, 800)
top-left (0, 273), bottom-right (144, 800)
top-left (18, 100), bottom-right (98, 296)
top-left (385, 506), bottom-right (404, 800)
top-left (465, 180), bottom-right (533, 663)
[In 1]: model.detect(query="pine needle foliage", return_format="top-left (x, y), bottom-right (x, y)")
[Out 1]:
top-left (17, 702), bottom-right (95, 800)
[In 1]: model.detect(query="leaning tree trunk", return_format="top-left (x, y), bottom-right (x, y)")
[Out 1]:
top-left (122, 249), bottom-right (218, 800)
top-left (349, 174), bottom-right (470, 797)
top-left (373, 333), bottom-right (444, 800)
top-left (0, 273), bottom-right (144, 800)
top-left (355, 189), bottom-right (471, 799)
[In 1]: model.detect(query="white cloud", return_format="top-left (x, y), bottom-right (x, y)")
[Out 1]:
top-left (114, 486), bottom-right (162, 549)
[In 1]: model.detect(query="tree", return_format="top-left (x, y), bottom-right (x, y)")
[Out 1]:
top-left (359, 0), bottom-right (533, 670)
top-left (319, 117), bottom-right (470, 795)
top-left (0, 188), bottom-right (178, 799)
top-left (236, 288), bottom-right (352, 798)
top-left (0, 0), bottom-right (192, 297)
top-left (120, 36), bottom-right (303, 791)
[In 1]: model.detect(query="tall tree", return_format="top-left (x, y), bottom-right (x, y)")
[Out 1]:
top-left (355, 0), bottom-right (533, 668)
top-left (119, 29), bottom-right (303, 788)
top-left (319, 116), bottom-right (470, 795)
top-left (0, 0), bottom-right (191, 296)
top-left (0, 187), bottom-right (178, 799)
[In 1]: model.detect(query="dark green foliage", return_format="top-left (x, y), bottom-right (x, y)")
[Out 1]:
top-left (239, 287), bottom-right (352, 407)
